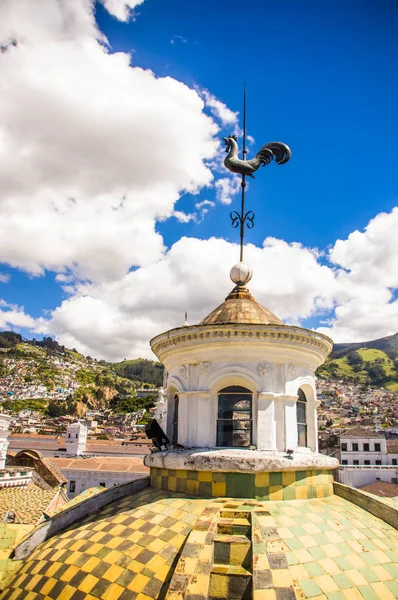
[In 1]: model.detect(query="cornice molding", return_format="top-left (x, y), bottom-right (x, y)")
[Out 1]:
top-left (151, 324), bottom-right (332, 359)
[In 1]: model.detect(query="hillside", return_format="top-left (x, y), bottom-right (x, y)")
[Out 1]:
top-left (0, 332), bottom-right (159, 417)
top-left (317, 333), bottom-right (398, 390)
top-left (332, 332), bottom-right (398, 360)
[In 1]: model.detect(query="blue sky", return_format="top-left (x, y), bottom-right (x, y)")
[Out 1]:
top-left (0, 0), bottom-right (397, 359)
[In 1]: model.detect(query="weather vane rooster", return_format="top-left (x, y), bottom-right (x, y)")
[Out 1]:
top-left (224, 85), bottom-right (291, 262)
top-left (223, 135), bottom-right (291, 178)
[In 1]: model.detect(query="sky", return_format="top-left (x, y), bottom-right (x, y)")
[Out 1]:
top-left (0, 0), bottom-right (397, 360)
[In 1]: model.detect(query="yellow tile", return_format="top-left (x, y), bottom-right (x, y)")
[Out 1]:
top-left (176, 470), bottom-right (188, 479)
top-left (296, 486), bottom-right (308, 500)
top-left (371, 583), bottom-right (396, 600)
top-left (272, 569), bottom-right (293, 587)
top-left (60, 565), bottom-right (80, 582)
top-left (127, 560), bottom-right (146, 574)
top-left (342, 589), bottom-right (363, 600)
top-left (209, 573), bottom-right (228, 597)
top-left (255, 472), bottom-right (270, 488)
top-left (39, 577), bottom-right (57, 596)
top-left (147, 538), bottom-right (167, 554)
top-left (371, 550), bottom-right (391, 563)
top-left (294, 549), bottom-right (313, 564)
top-left (82, 556), bottom-right (101, 573)
top-left (79, 574), bottom-right (99, 593)
top-left (278, 527), bottom-right (294, 539)
top-left (347, 541), bottom-right (364, 554)
top-left (102, 582), bottom-right (125, 600)
top-left (322, 544), bottom-right (341, 558)
top-left (371, 565), bottom-right (393, 581)
top-left (314, 575), bottom-right (339, 594)
top-left (253, 591), bottom-right (276, 600)
top-left (146, 554), bottom-right (167, 572)
top-left (282, 471), bottom-right (296, 486)
top-left (212, 482), bottom-right (226, 497)
top-left (198, 471), bottom-right (213, 482)
top-left (269, 486), bottom-right (283, 501)
top-left (302, 523), bottom-right (320, 535)
top-left (289, 565), bottom-right (309, 580)
top-left (64, 551), bottom-right (82, 565)
top-left (128, 573), bottom-right (151, 593)
top-left (318, 558), bottom-right (340, 575)
top-left (103, 564), bottom-right (124, 583)
top-left (168, 477), bottom-right (177, 491)
top-left (344, 570), bottom-right (368, 586)
top-left (103, 549), bottom-right (123, 564)
top-left (154, 563), bottom-right (171, 582)
top-left (324, 531), bottom-right (344, 544)
top-left (85, 542), bottom-right (102, 556)
top-left (299, 535), bottom-right (317, 548)
top-left (57, 584), bottom-right (76, 600)
top-left (187, 573), bottom-right (210, 594)
top-left (372, 538), bottom-right (389, 551)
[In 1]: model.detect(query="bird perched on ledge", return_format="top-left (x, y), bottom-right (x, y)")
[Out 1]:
top-left (223, 134), bottom-right (291, 178)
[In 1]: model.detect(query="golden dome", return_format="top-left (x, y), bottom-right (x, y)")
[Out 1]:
top-left (200, 285), bottom-right (284, 326)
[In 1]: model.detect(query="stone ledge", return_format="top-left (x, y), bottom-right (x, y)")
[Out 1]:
top-left (144, 448), bottom-right (339, 473)
top-left (333, 481), bottom-right (398, 531)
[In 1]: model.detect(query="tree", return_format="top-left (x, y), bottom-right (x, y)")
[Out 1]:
top-left (346, 351), bottom-right (363, 367)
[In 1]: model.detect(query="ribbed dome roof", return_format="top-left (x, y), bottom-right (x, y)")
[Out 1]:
top-left (200, 285), bottom-right (283, 326)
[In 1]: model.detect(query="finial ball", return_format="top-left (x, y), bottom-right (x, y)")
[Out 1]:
top-left (230, 262), bottom-right (252, 286)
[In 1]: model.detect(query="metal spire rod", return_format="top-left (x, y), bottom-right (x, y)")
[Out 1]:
top-left (224, 84), bottom-right (291, 266)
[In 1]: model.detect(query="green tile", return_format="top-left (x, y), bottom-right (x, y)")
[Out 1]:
top-left (362, 553), bottom-right (379, 566)
top-left (385, 580), bottom-right (398, 596)
top-left (283, 486), bottom-right (296, 501)
top-left (270, 472), bottom-right (282, 486)
top-left (298, 579), bottom-right (322, 597)
top-left (334, 557), bottom-right (352, 571)
top-left (286, 552), bottom-right (298, 566)
top-left (385, 550), bottom-right (398, 562)
top-left (226, 472), bottom-right (254, 498)
top-left (305, 562), bottom-right (325, 577)
top-left (339, 529), bottom-right (354, 541)
top-left (308, 547), bottom-right (327, 560)
top-left (285, 537), bottom-right (303, 551)
top-left (313, 533), bottom-right (329, 546)
top-left (358, 568), bottom-right (378, 583)
top-left (362, 539), bottom-right (377, 551)
top-left (295, 471), bottom-right (307, 484)
top-left (356, 586), bottom-right (379, 600)
top-left (384, 562), bottom-right (398, 579)
top-left (290, 526), bottom-right (306, 537)
top-left (308, 486), bottom-right (317, 499)
top-left (331, 574), bottom-right (354, 589)
top-left (334, 542), bottom-right (352, 556)
top-left (326, 593), bottom-right (346, 600)
top-left (255, 486), bottom-right (269, 500)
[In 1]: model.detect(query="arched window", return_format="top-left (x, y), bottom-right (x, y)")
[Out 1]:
top-left (297, 389), bottom-right (307, 447)
top-left (172, 394), bottom-right (179, 445)
top-left (217, 386), bottom-right (252, 447)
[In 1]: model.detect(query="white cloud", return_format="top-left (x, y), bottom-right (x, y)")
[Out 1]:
top-left (34, 235), bottom-right (337, 360)
top-left (200, 90), bottom-right (238, 127)
top-left (0, 300), bottom-right (36, 329)
top-left (215, 177), bottom-right (241, 205)
top-left (0, 0), bottom-right (219, 283)
top-left (172, 211), bottom-right (197, 223)
top-left (0, 274), bottom-right (10, 283)
top-left (99, 0), bottom-right (145, 22)
top-left (170, 35), bottom-right (187, 45)
top-left (317, 207), bottom-right (398, 343)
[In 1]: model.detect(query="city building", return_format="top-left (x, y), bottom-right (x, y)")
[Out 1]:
top-left (337, 425), bottom-right (398, 488)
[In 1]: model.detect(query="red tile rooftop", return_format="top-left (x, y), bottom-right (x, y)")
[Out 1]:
top-left (49, 456), bottom-right (149, 473)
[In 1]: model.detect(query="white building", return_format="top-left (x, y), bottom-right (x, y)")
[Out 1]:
top-left (337, 426), bottom-right (398, 487)
top-left (49, 456), bottom-right (149, 498)
top-left (146, 262), bottom-right (338, 493)
top-left (65, 421), bottom-right (88, 456)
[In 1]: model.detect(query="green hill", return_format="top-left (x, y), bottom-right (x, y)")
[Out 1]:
top-left (317, 333), bottom-right (398, 390)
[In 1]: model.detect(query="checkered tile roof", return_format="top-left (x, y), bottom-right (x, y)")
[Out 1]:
top-left (0, 489), bottom-right (397, 599)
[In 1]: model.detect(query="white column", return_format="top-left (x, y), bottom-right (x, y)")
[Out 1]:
top-left (196, 392), bottom-right (211, 447)
top-left (257, 392), bottom-right (276, 450)
top-left (177, 392), bottom-right (189, 446)
top-left (274, 396), bottom-right (285, 452)
top-left (284, 395), bottom-right (299, 450)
